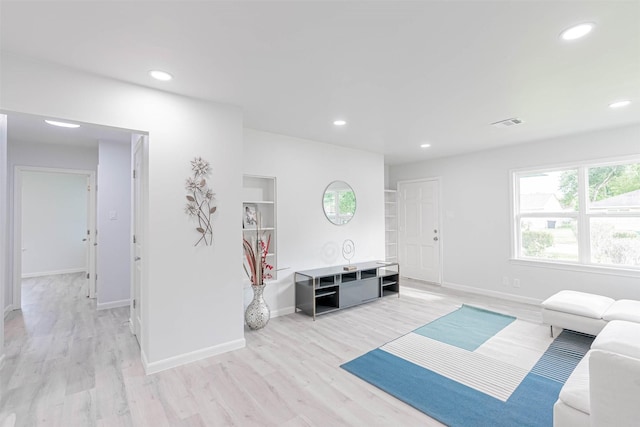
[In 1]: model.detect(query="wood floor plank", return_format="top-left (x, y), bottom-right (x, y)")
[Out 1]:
top-left (2, 272), bottom-right (544, 426)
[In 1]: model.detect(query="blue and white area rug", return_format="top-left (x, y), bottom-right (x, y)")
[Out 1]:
top-left (341, 305), bottom-right (593, 427)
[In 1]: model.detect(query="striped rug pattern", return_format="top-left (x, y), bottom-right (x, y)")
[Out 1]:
top-left (530, 330), bottom-right (594, 383)
top-left (341, 305), bottom-right (594, 427)
top-left (382, 333), bottom-right (529, 401)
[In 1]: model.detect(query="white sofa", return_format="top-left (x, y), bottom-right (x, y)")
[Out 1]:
top-left (541, 290), bottom-right (640, 336)
top-left (553, 320), bottom-right (640, 427)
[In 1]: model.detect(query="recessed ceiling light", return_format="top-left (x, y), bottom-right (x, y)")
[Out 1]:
top-left (420, 143), bottom-right (431, 148)
top-left (333, 120), bottom-right (347, 126)
top-left (149, 70), bottom-right (173, 81)
top-left (44, 120), bottom-right (80, 128)
top-left (491, 117), bottom-right (524, 128)
top-left (609, 100), bottom-right (631, 109)
top-left (560, 23), bottom-right (594, 41)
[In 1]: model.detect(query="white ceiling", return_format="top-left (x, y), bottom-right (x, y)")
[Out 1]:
top-left (1, 1), bottom-right (638, 164)
top-left (5, 112), bottom-right (133, 148)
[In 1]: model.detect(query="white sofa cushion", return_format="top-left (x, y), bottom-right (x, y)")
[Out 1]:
top-left (541, 290), bottom-right (614, 319)
top-left (542, 308), bottom-right (608, 336)
top-left (589, 349), bottom-right (640, 427)
top-left (553, 399), bottom-right (590, 427)
top-left (603, 299), bottom-right (640, 323)
top-left (557, 352), bottom-right (591, 415)
top-left (591, 320), bottom-right (640, 359)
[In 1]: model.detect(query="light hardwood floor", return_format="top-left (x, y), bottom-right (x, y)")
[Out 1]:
top-left (1, 273), bottom-right (543, 426)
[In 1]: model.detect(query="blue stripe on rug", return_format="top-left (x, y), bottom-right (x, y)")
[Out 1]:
top-left (341, 327), bottom-right (592, 426)
top-left (413, 305), bottom-right (516, 351)
top-left (531, 330), bottom-right (594, 383)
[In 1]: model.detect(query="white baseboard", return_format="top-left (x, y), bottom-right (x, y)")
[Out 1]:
top-left (442, 281), bottom-right (542, 306)
top-left (143, 338), bottom-right (246, 375)
top-left (97, 299), bottom-right (130, 310)
top-left (141, 349), bottom-right (150, 373)
top-left (3, 304), bottom-right (14, 318)
top-left (21, 268), bottom-right (85, 279)
top-left (271, 306), bottom-right (295, 318)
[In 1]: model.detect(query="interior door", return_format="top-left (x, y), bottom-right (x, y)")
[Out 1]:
top-left (132, 137), bottom-right (143, 345)
top-left (85, 175), bottom-right (97, 298)
top-left (398, 179), bottom-right (441, 283)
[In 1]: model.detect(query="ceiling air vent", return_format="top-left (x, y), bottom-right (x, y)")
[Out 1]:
top-left (491, 118), bottom-right (524, 128)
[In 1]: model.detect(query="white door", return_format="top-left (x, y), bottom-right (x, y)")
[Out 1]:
top-left (131, 137), bottom-right (144, 345)
top-left (398, 179), bottom-right (441, 283)
top-left (86, 175), bottom-right (97, 298)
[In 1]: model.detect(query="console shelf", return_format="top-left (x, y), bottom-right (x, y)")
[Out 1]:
top-left (294, 261), bottom-right (400, 320)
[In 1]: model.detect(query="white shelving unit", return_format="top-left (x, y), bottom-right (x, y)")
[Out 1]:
top-left (242, 175), bottom-right (277, 280)
top-left (384, 189), bottom-right (398, 262)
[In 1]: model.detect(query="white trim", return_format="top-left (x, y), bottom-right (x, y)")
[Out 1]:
top-left (510, 154), bottom-right (640, 175)
top-left (509, 170), bottom-right (518, 259)
top-left (270, 306), bottom-right (295, 318)
top-left (443, 281), bottom-right (542, 306)
top-left (97, 299), bottom-right (130, 310)
top-left (0, 114), bottom-right (6, 375)
top-left (21, 268), bottom-right (85, 279)
top-left (13, 166), bottom-right (97, 309)
top-left (141, 349), bottom-right (150, 372)
top-left (577, 166), bottom-right (589, 264)
top-left (509, 258), bottom-right (640, 278)
top-left (143, 338), bottom-right (246, 375)
top-left (130, 135), bottom-right (146, 350)
top-left (3, 304), bottom-right (14, 318)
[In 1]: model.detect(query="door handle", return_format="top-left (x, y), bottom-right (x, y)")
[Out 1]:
top-left (433, 237), bottom-right (439, 241)
top-left (82, 238), bottom-right (87, 241)
top-left (135, 257), bottom-right (141, 261)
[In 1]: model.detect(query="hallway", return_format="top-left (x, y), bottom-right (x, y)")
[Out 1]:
top-left (1, 273), bottom-right (139, 426)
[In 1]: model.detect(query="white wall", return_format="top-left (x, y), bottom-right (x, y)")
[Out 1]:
top-left (97, 140), bottom-right (131, 309)
top-left (9, 140), bottom-right (99, 171)
top-left (242, 129), bottom-right (386, 315)
top-left (6, 140), bottom-right (98, 307)
top-left (1, 53), bottom-right (244, 372)
top-left (0, 114), bottom-right (7, 369)
top-left (21, 171), bottom-right (87, 277)
top-left (389, 124), bottom-right (640, 303)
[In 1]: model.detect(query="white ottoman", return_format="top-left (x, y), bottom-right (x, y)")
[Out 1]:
top-left (603, 300), bottom-right (640, 323)
top-left (541, 290), bottom-right (614, 336)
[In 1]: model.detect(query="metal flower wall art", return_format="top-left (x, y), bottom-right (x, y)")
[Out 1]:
top-left (184, 157), bottom-right (216, 246)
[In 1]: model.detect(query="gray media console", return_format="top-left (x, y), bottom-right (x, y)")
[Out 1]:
top-left (294, 261), bottom-right (400, 320)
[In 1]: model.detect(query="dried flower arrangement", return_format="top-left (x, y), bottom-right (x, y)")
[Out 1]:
top-left (184, 157), bottom-right (216, 246)
top-left (242, 216), bottom-right (274, 286)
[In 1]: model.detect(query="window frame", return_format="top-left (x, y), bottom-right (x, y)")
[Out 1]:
top-left (511, 155), bottom-right (640, 271)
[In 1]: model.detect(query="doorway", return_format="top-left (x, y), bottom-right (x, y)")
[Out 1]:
top-left (13, 167), bottom-right (96, 307)
top-left (398, 178), bottom-right (442, 283)
top-left (130, 135), bottom-right (145, 346)
top-left (4, 112), bottom-right (144, 319)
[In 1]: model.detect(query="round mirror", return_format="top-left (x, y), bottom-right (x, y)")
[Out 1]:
top-left (323, 181), bottom-right (356, 225)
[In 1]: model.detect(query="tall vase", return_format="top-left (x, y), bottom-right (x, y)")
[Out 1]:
top-left (245, 284), bottom-right (270, 330)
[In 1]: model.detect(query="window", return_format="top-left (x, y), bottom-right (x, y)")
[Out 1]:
top-left (513, 158), bottom-right (640, 269)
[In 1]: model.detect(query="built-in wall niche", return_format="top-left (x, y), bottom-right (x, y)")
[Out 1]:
top-left (385, 189), bottom-right (398, 262)
top-left (242, 175), bottom-right (277, 280)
